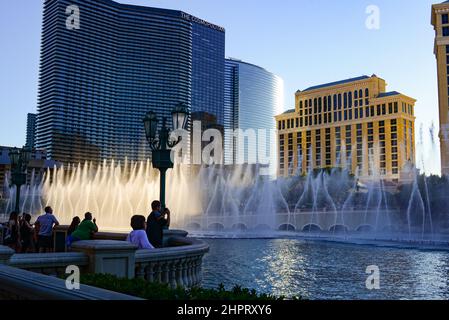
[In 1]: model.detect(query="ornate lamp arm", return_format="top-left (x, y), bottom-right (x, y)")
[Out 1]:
top-left (149, 139), bottom-right (161, 151)
top-left (167, 136), bottom-right (182, 149)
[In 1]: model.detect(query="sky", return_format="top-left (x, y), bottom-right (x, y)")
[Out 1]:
top-left (0, 0), bottom-right (443, 174)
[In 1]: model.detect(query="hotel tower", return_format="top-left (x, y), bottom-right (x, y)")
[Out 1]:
top-left (432, 1), bottom-right (449, 176)
top-left (275, 75), bottom-right (416, 182)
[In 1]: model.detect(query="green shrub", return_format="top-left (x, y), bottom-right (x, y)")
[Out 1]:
top-left (80, 273), bottom-right (289, 300)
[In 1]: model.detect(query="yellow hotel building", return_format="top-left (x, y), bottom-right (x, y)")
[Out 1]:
top-left (432, 1), bottom-right (449, 176)
top-left (275, 75), bottom-right (416, 182)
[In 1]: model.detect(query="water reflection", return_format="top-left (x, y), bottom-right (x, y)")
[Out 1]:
top-left (201, 239), bottom-right (449, 300)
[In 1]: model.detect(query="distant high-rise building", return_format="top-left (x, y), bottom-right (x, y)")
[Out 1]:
top-left (432, 1), bottom-right (449, 176)
top-left (224, 58), bottom-right (284, 173)
top-left (275, 75), bottom-right (416, 182)
top-left (35, 0), bottom-right (225, 165)
top-left (26, 113), bottom-right (37, 148)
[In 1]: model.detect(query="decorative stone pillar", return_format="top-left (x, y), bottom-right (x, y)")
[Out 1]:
top-left (145, 263), bottom-right (155, 282)
top-left (0, 246), bottom-right (14, 265)
top-left (169, 261), bottom-right (177, 289)
top-left (72, 240), bottom-right (138, 279)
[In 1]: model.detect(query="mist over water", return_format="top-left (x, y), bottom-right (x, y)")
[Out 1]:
top-left (1, 124), bottom-right (448, 245)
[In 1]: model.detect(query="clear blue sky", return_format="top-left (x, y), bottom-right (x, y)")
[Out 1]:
top-left (0, 0), bottom-right (442, 174)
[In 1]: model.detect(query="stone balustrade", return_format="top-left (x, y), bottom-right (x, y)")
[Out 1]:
top-left (9, 252), bottom-right (89, 277)
top-left (0, 264), bottom-right (141, 300)
top-left (134, 237), bottom-right (209, 288)
top-left (0, 228), bottom-right (209, 294)
top-left (92, 229), bottom-right (189, 247)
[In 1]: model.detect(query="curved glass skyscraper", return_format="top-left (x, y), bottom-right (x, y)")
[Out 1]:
top-left (36, 0), bottom-right (224, 164)
top-left (224, 58), bottom-right (284, 173)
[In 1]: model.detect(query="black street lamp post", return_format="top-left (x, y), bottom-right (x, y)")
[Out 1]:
top-left (143, 103), bottom-right (189, 212)
top-left (8, 147), bottom-right (32, 213)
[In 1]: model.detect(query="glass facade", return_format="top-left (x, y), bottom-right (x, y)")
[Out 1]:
top-left (192, 23), bottom-right (225, 125)
top-left (224, 59), bottom-right (284, 172)
top-left (26, 113), bottom-right (37, 148)
top-left (35, 0), bottom-right (224, 165)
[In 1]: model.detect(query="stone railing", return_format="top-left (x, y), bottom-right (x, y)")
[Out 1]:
top-left (0, 264), bottom-right (141, 300)
top-left (53, 225), bottom-right (188, 250)
top-left (134, 237), bottom-right (209, 288)
top-left (9, 252), bottom-right (89, 277)
top-left (1, 228), bottom-right (209, 292)
top-left (92, 229), bottom-right (189, 247)
top-left (1, 243), bottom-right (89, 278)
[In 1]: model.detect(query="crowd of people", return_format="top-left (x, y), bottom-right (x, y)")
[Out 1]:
top-left (2, 206), bottom-right (60, 253)
top-left (1, 200), bottom-right (170, 253)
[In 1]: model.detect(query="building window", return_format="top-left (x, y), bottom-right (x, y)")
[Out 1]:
top-left (443, 26), bottom-right (449, 37)
top-left (443, 14), bottom-right (449, 25)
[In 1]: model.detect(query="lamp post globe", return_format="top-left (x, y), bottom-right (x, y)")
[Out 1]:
top-left (143, 111), bottom-right (159, 145)
top-left (21, 147), bottom-right (32, 166)
top-left (8, 147), bottom-right (30, 213)
top-left (171, 102), bottom-right (189, 131)
top-left (8, 148), bottom-right (20, 167)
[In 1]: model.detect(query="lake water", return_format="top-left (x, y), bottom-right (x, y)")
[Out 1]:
top-left (200, 238), bottom-right (449, 300)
